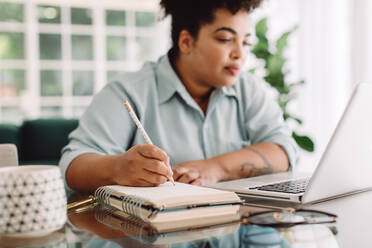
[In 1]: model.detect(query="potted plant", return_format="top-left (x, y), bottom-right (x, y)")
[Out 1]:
top-left (250, 18), bottom-right (314, 152)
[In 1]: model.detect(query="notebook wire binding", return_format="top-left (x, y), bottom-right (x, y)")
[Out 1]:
top-left (94, 205), bottom-right (158, 238)
top-left (95, 186), bottom-right (150, 221)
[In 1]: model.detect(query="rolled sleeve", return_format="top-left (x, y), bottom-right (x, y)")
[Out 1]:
top-left (59, 80), bottom-right (136, 189)
top-left (242, 76), bottom-right (298, 170)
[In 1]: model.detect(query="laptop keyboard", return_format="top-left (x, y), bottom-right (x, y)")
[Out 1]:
top-left (249, 178), bottom-right (310, 194)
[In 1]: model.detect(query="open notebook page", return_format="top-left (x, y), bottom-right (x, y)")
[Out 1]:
top-left (107, 182), bottom-right (240, 208)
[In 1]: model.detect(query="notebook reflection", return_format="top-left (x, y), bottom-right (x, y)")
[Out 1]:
top-left (89, 206), bottom-right (339, 248)
top-left (94, 206), bottom-right (241, 244)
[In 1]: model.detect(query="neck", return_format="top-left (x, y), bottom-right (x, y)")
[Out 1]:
top-left (172, 56), bottom-right (213, 102)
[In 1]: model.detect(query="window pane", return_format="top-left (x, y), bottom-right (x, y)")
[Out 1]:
top-left (71, 8), bottom-right (92, 25)
top-left (0, 69), bottom-right (25, 97)
top-left (106, 10), bottom-right (126, 26)
top-left (41, 106), bottom-right (62, 118)
top-left (38, 5), bottom-right (61, 24)
top-left (71, 35), bottom-right (93, 60)
top-left (39, 33), bottom-right (61, 60)
top-left (135, 11), bottom-right (155, 27)
top-left (136, 36), bottom-right (153, 61)
top-left (106, 36), bottom-right (126, 61)
top-left (107, 70), bottom-right (125, 82)
top-left (73, 70), bottom-right (94, 96)
top-left (72, 105), bottom-right (86, 117)
top-left (1, 106), bottom-right (24, 124)
top-left (0, 32), bottom-right (24, 59)
top-left (40, 70), bottom-right (62, 96)
top-left (0, 2), bottom-right (24, 22)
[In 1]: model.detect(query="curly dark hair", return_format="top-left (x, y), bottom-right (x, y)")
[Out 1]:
top-left (160, 0), bottom-right (263, 57)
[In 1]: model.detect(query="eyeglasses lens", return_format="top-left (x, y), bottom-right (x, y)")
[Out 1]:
top-left (295, 211), bottom-right (335, 224)
top-left (249, 212), bottom-right (305, 225)
top-left (248, 211), bottom-right (335, 226)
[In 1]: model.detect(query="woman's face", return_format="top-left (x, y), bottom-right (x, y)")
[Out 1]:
top-left (186, 8), bottom-right (251, 88)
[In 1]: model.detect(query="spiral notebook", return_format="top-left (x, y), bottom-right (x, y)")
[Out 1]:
top-left (94, 182), bottom-right (241, 223)
top-left (95, 206), bottom-right (240, 245)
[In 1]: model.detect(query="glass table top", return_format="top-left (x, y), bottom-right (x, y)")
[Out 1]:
top-left (0, 203), bottom-right (339, 248)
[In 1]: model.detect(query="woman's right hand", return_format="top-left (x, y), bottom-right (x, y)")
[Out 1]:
top-left (111, 144), bottom-right (173, 187)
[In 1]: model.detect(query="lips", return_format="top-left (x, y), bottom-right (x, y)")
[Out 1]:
top-left (225, 66), bottom-right (240, 76)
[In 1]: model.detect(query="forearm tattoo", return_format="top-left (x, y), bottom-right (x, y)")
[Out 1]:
top-left (240, 147), bottom-right (274, 177)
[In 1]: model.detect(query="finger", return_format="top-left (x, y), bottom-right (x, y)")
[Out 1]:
top-left (135, 178), bottom-right (158, 187)
top-left (140, 168), bottom-right (169, 185)
top-left (190, 178), bottom-right (203, 186)
top-left (172, 166), bottom-right (188, 181)
top-left (143, 160), bottom-right (173, 178)
top-left (176, 170), bottom-right (199, 184)
top-left (138, 144), bottom-right (169, 163)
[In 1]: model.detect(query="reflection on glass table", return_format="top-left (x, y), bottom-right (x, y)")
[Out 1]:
top-left (246, 209), bottom-right (337, 227)
top-left (0, 188), bottom-right (340, 248)
top-left (0, 204), bottom-right (339, 248)
top-left (67, 203), bottom-right (339, 248)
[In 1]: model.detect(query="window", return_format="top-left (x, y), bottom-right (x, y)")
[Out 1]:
top-left (0, 0), bottom-right (168, 124)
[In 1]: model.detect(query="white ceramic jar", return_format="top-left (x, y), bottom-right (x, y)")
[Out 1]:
top-left (0, 165), bottom-right (67, 237)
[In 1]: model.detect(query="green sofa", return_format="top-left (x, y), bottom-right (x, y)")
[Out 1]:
top-left (0, 119), bottom-right (78, 165)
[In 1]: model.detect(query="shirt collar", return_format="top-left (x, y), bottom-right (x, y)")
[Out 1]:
top-left (156, 54), bottom-right (186, 104)
top-left (220, 84), bottom-right (238, 98)
top-left (156, 53), bottom-right (238, 104)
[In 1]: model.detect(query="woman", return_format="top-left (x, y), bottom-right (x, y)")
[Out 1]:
top-left (60, 0), bottom-right (297, 192)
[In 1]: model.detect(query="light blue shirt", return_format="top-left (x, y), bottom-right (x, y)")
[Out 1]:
top-left (59, 54), bottom-right (297, 187)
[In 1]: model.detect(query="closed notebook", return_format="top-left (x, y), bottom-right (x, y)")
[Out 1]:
top-left (95, 206), bottom-right (241, 245)
top-left (94, 182), bottom-right (242, 223)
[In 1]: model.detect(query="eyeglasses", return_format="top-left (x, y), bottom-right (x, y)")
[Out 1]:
top-left (243, 208), bottom-right (337, 227)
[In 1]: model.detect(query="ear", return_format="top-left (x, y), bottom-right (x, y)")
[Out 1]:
top-left (178, 30), bottom-right (195, 55)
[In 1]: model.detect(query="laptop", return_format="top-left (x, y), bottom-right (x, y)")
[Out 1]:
top-left (209, 83), bottom-right (372, 204)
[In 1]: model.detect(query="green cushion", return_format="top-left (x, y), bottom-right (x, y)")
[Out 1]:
top-left (20, 119), bottom-right (78, 162)
top-left (0, 124), bottom-right (20, 154)
top-left (20, 160), bottom-right (59, 166)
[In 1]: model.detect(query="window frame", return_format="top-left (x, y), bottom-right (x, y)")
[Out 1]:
top-left (0, 0), bottom-right (167, 123)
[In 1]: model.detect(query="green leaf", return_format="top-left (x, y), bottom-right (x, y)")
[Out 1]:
top-left (292, 117), bottom-right (303, 125)
top-left (276, 26), bottom-right (296, 53)
top-left (255, 18), bottom-right (268, 39)
top-left (288, 80), bottom-right (305, 90)
top-left (276, 31), bottom-right (290, 55)
top-left (284, 114), bottom-right (303, 124)
top-left (278, 99), bottom-right (289, 109)
top-left (292, 132), bottom-right (314, 152)
top-left (251, 41), bottom-right (270, 60)
top-left (251, 18), bottom-right (271, 60)
top-left (266, 55), bottom-right (285, 83)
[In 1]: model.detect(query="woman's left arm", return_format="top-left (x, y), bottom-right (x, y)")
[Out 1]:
top-left (172, 142), bottom-right (289, 185)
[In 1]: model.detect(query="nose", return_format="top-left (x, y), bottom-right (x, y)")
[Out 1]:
top-left (230, 42), bottom-right (245, 60)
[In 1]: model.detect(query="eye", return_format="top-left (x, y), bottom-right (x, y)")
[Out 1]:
top-left (243, 40), bottom-right (252, 47)
top-left (217, 38), bottom-right (232, 43)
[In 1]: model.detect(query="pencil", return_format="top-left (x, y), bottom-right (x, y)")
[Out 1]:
top-left (124, 100), bottom-right (175, 186)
